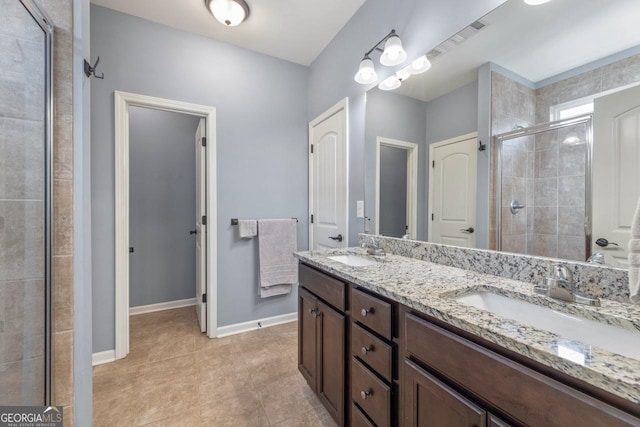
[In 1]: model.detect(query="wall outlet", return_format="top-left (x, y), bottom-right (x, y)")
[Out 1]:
top-left (356, 200), bottom-right (365, 218)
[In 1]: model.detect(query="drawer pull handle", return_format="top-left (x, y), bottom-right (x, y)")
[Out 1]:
top-left (360, 389), bottom-right (372, 400)
top-left (361, 307), bottom-right (373, 317)
top-left (361, 346), bottom-right (373, 355)
top-left (308, 308), bottom-right (318, 318)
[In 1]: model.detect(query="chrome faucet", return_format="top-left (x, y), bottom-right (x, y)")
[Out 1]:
top-left (362, 236), bottom-right (386, 256)
top-left (587, 252), bottom-right (605, 265)
top-left (534, 263), bottom-right (600, 307)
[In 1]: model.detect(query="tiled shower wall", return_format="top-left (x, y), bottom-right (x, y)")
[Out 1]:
top-left (0, 0), bottom-right (74, 420)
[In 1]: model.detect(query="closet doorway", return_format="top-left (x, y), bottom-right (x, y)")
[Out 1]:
top-left (113, 91), bottom-right (217, 361)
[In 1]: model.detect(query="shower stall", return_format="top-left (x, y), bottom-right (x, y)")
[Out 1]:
top-left (0, 0), bottom-right (53, 405)
top-left (494, 115), bottom-right (592, 262)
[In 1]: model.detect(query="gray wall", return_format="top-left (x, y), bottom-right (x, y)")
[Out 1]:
top-left (91, 6), bottom-right (308, 352)
top-left (128, 107), bottom-right (200, 307)
top-left (426, 81), bottom-right (479, 144)
top-left (379, 145), bottom-right (408, 237)
top-left (365, 89), bottom-right (427, 239)
top-left (308, 0), bottom-right (506, 245)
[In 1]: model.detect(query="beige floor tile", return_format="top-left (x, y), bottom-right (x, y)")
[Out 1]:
top-left (93, 308), bottom-right (332, 427)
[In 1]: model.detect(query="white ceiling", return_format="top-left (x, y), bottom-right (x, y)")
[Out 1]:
top-left (396, 0), bottom-right (640, 102)
top-left (90, 0), bottom-right (367, 66)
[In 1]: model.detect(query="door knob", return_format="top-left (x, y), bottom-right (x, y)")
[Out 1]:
top-left (189, 229), bottom-right (197, 235)
top-left (595, 238), bottom-right (618, 247)
top-left (460, 227), bottom-right (475, 234)
top-left (328, 234), bottom-right (343, 242)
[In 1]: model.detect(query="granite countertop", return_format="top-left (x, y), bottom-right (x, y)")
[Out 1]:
top-left (294, 247), bottom-right (640, 406)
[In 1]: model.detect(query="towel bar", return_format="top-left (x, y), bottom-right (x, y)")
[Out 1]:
top-left (231, 218), bottom-right (298, 226)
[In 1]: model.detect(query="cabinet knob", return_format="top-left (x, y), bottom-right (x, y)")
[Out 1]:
top-left (308, 308), bottom-right (318, 318)
top-left (360, 389), bottom-right (372, 400)
top-left (361, 307), bottom-right (373, 317)
top-left (361, 346), bottom-right (373, 355)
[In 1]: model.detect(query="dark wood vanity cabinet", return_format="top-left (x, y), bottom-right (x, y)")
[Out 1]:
top-left (298, 265), bottom-right (346, 426)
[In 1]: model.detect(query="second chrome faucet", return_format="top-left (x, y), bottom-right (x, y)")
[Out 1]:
top-left (534, 263), bottom-right (600, 307)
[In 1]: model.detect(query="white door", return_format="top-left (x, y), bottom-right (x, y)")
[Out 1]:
top-left (309, 99), bottom-right (348, 250)
top-left (195, 118), bottom-right (207, 332)
top-left (429, 134), bottom-right (478, 247)
top-left (593, 85), bottom-right (640, 266)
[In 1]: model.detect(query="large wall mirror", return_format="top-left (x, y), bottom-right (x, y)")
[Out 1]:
top-left (364, 0), bottom-right (640, 268)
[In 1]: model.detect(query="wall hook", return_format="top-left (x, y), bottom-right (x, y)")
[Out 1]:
top-left (478, 140), bottom-right (486, 151)
top-left (84, 56), bottom-right (104, 79)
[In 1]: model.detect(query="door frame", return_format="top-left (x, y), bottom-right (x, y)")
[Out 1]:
top-left (308, 98), bottom-right (349, 249)
top-left (428, 132), bottom-right (478, 242)
top-left (114, 90), bottom-right (217, 360)
top-left (375, 137), bottom-right (419, 239)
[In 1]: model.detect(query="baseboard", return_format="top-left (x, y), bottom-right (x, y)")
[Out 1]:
top-left (216, 312), bottom-right (297, 338)
top-left (92, 350), bottom-right (116, 366)
top-left (129, 298), bottom-right (196, 316)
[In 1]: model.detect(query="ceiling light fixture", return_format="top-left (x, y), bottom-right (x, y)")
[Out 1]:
top-left (354, 29), bottom-right (408, 85)
top-left (205, 0), bottom-right (250, 27)
top-left (523, 0), bottom-right (552, 5)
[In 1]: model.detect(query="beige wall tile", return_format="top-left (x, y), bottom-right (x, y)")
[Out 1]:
top-left (53, 179), bottom-right (73, 256)
top-left (53, 330), bottom-right (73, 407)
top-left (53, 255), bottom-right (73, 333)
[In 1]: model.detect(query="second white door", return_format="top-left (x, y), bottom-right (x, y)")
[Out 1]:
top-left (194, 118), bottom-right (207, 332)
top-left (429, 133), bottom-right (478, 248)
top-left (309, 99), bottom-right (348, 250)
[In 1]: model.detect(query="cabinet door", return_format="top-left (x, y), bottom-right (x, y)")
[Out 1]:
top-left (317, 300), bottom-right (345, 425)
top-left (405, 359), bottom-right (486, 427)
top-left (299, 288), bottom-right (318, 390)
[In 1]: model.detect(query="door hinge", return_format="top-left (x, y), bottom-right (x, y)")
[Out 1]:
top-left (201, 137), bottom-right (206, 147)
top-left (431, 213), bottom-right (434, 221)
top-left (432, 160), bottom-right (435, 168)
top-left (310, 214), bottom-right (314, 224)
top-left (202, 215), bottom-right (207, 225)
top-left (202, 293), bottom-right (207, 303)
top-left (310, 144), bottom-right (314, 154)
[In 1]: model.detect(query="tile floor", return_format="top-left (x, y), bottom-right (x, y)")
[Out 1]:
top-left (93, 306), bottom-right (336, 426)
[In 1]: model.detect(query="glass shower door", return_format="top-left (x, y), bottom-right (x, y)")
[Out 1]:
top-left (0, 0), bottom-right (53, 405)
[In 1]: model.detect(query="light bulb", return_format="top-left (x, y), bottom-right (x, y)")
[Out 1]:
top-left (354, 56), bottom-right (378, 84)
top-left (378, 75), bottom-right (401, 91)
top-left (380, 35), bottom-right (407, 66)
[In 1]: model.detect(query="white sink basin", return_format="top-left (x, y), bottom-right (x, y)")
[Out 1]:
top-left (327, 254), bottom-right (378, 267)
top-left (454, 291), bottom-right (640, 361)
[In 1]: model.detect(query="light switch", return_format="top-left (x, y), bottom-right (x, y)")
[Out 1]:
top-left (356, 200), bottom-right (365, 218)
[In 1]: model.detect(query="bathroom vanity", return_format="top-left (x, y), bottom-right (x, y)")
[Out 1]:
top-left (295, 246), bottom-right (640, 426)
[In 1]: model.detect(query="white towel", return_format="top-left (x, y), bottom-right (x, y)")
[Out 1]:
top-left (630, 197), bottom-right (640, 304)
top-left (258, 219), bottom-right (298, 298)
top-left (238, 220), bottom-right (257, 238)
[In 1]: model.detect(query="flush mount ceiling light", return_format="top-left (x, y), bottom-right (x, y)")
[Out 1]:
top-left (354, 29), bottom-right (408, 85)
top-left (205, 0), bottom-right (249, 27)
top-left (523, 0), bottom-right (552, 5)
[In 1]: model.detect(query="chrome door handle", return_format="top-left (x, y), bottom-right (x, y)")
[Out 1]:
top-left (595, 238), bottom-right (618, 247)
top-left (328, 234), bottom-right (343, 242)
top-left (460, 227), bottom-right (475, 234)
top-left (189, 229), bottom-right (197, 235)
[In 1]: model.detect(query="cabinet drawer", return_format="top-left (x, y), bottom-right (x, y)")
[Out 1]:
top-left (351, 403), bottom-right (375, 427)
top-left (352, 287), bottom-right (392, 339)
top-left (405, 313), bottom-right (639, 427)
top-left (299, 264), bottom-right (345, 311)
top-left (351, 322), bottom-right (393, 382)
top-left (352, 358), bottom-right (391, 427)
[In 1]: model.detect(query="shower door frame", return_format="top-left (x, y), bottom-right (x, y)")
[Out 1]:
top-left (493, 114), bottom-right (593, 260)
top-left (18, 0), bottom-right (54, 405)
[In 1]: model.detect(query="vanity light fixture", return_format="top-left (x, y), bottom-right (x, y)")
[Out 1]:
top-left (205, 0), bottom-right (250, 27)
top-left (378, 75), bottom-right (401, 91)
top-left (354, 29), bottom-right (407, 84)
top-left (523, 0), bottom-right (552, 5)
top-left (405, 55), bottom-right (432, 74)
